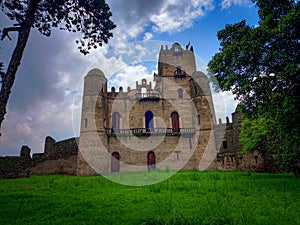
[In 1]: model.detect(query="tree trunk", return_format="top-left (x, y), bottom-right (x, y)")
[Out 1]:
top-left (0, 1), bottom-right (39, 135)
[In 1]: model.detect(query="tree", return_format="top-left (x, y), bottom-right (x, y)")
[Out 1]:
top-left (0, 0), bottom-right (116, 134)
top-left (208, 0), bottom-right (300, 177)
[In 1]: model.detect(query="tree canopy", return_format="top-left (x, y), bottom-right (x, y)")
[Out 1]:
top-left (1, 0), bottom-right (116, 54)
top-left (0, 0), bottom-right (116, 134)
top-left (208, 0), bottom-right (300, 177)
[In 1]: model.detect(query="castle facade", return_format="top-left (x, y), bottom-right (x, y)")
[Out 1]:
top-left (77, 43), bottom-right (221, 175)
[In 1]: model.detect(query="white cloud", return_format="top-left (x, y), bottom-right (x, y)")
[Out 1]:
top-left (109, 64), bottom-right (155, 90)
top-left (151, 0), bottom-right (214, 33)
top-left (221, 0), bottom-right (252, 9)
top-left (143, 32), bottom-right (153, 41)
top-left (213, 91), bottom-right (239, 123)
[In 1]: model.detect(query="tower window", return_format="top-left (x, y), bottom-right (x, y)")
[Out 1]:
top-left (112, 111), bottom-right (120, 130)
top-left (178, 88), bottom-right (183, 99)
top-left (197, 114), bottom-right (201, 125)
top-left (84, 118), bottom-right (88, 128)
top-left (222, 140), bottom-right (228, 149)
top-left (194, 86), bottom-right (197, 95)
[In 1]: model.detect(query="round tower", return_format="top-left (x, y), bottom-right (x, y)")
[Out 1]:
top-left (77, 68), bottom-right (109, 175)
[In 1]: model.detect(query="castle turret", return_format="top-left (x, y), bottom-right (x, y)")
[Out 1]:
top-left (77, 68), bottom-right (109, 175)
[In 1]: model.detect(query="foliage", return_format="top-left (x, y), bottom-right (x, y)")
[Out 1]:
top-left (0, 171), bottom-right (299, 225)
top-left (0, 0), bottom-right (116, 54)
top-left (208, 0), bottom-right (300, 177)
top-left (0, 0), bottom-right (116, 134)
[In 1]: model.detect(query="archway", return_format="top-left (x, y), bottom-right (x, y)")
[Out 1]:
top-left (111, 152), bottom-right (120, 172)
top-left (112, 111), bottom-right (120, 131)
top-left (145, 110), bottom-right (154, 132)
top-left (171, 111), bottom-right (180, 132)
top-left (147, 151), bottom-right (156, 171)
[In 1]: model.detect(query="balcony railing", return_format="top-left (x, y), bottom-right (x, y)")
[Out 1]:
top-left (105, 127), bottom-right (196, 137)
top-left (135, 93), bottom-right (160, 101)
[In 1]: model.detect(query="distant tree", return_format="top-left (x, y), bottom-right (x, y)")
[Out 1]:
top-left (208, 0), bottom-right (300, 177)
top-left (0, 0), bottom-right (116, 134)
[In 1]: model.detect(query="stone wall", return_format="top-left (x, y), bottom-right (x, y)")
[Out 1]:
top-left (0, 146), bottom-right (31, 178)
top-left (211, 112), bottom-right (280, 173)
top-left (30, 136), bottom-right (79, 175)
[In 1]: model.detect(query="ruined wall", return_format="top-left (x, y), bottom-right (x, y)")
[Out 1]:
top-left (211, 112), bottom-right (280, 173)
top-left (0, 146), bottom-right (31, 179)
top-left (30, 136), bottom-right (79, 175)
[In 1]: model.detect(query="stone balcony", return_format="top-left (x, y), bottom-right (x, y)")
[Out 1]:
top-left (105, 127), bottom-right (196, 138)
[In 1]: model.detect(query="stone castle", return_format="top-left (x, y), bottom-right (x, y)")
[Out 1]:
top-left (0, 42), bottom-right (279, 178)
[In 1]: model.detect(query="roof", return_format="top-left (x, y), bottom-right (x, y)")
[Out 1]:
top-left (87, 68), bottom-right (105, 77)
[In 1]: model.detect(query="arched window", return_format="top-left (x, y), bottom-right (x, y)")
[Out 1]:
top-left (147, 151), bottom-right (156, 171)
top-left (178, 88), bottom-right (183, 99)
top-left (111, 152), bottom-right (120, 172)
top-left (112, 111), bottom-right (120, 131)
top-left (145, 111), bottom-right (154, 132)
top-left (197, 114), bottom-right (201, 125)
top-left (171, 111), bottom-right (180, 132)
top-left (194, 86), bottom-right (197, 95)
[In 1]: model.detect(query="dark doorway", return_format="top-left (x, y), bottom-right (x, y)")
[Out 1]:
top-left (111, 152), bottom-right (120, 172)
top-left (147, 151), bottom-right (156, 171)
top-left (171, 111), bottom-right (180, 132)
top-left (145, 110), bottom-right (154, 132)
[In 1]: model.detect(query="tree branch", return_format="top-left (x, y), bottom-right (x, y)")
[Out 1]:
top-left (1, 26), bottom-right (22, 41)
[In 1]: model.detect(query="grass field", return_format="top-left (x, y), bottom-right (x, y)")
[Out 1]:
top-left (0, 171), bottom-right (299, 225)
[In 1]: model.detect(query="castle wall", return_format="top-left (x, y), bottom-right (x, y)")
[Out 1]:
top-left (30, 136), bottom-right (79, 175)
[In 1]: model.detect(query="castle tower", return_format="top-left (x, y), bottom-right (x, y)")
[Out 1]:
top-left (155, 42), bottom-right (217, 170)
top-left (77, 68), bottom-right (109, 175)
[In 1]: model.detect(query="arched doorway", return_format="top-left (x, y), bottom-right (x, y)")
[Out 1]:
top-left (145, 110), bottom-right (154, 132)
top-left (112, 111), bottom-right (120, 132)
top-left (147, 151), bottom-right (156, 171)
top-left (111, 152), bottom-right (120, 172)
top-left (171, 111), bottom-right (180, 132)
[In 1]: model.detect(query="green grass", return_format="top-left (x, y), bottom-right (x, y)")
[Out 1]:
top-left (0, 171), bottom-right (299, 225)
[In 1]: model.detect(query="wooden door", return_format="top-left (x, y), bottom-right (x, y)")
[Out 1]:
top-left (111, 152), bottom-right (120, 172)
top-left (171, 112), bottom-right (179, 132)
top-left (147, 151), bottom-right (156, 171)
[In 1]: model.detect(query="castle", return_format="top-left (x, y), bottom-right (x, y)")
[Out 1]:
top-left (0, 42), bottom-right (279, 179)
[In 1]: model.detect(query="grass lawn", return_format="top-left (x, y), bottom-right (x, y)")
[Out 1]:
top-left (0, 171), bottom-right (299, 225)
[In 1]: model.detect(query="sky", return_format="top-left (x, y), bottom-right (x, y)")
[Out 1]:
top-left (0, 0), bottom-right (259, 156)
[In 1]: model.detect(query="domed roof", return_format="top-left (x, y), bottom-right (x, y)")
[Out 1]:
top-left (86, 68), bottom-right (105, 77)
top-left (191, 71), bottom-right (207, 78)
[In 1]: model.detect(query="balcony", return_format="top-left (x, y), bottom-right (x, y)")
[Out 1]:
top-left (135, 93), bottom-right (160, 101)
top-left (105, 127), bottom-right (196, 137)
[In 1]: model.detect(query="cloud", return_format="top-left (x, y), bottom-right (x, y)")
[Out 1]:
top-left (0, 0), bottom-right (241, 156)
top-left (143, 32), bottom-right (153, 41)
top-left (151, 0), bottom-right (214, 33)
top-left (221, 0), bottom-right (252, 9)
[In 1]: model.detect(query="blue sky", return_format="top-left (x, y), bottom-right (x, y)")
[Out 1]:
top-left (0, 0), bottom-right (259, 156)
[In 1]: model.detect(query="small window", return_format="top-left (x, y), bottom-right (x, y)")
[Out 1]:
top-left (254, 155), bottom-right (258, 164)
top-left (194, 86), bottom-right (197, 95)
top-left (174, 47), bottom-right (178, 52)
top-left (197, 114), bottom-right (201, 125)
top-left (222, 140), bottom-right (228, 149)
top-left (84, 118), bottom-right (88, 128)
top-left (178, 88), bottom-right (183, 99)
